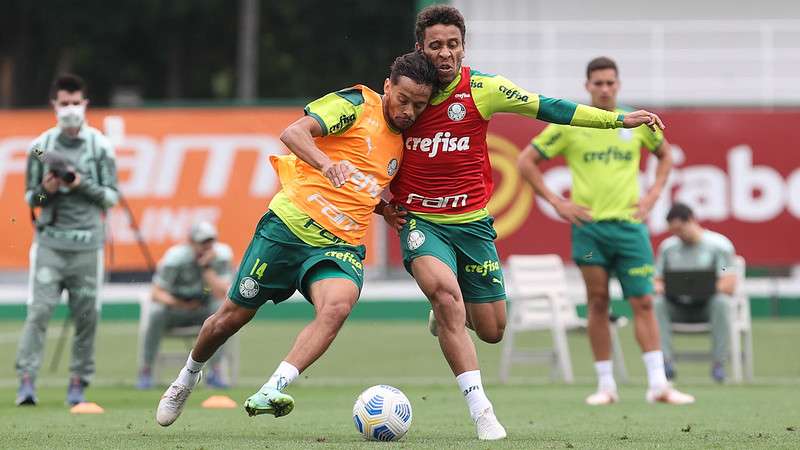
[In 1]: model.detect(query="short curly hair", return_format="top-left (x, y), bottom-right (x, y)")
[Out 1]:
top-left (390, 51), bottom-right (440, 90)
top-left (415, 4), bottom-right (466, 46)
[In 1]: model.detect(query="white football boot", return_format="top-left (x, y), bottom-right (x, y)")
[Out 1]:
top-left (646, 384), bottom-right (695, 405)
top-left (585, 389), bottom-right (620, 406)
top-left (474, 407), bottom-right (507, 440)
top-left (156, 371), bottom-right (202, 426)
top-left (428, 310), bottom-right (438, 337)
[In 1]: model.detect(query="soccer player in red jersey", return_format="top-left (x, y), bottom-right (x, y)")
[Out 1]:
top-left (377, 5), bottom-right (666, 440)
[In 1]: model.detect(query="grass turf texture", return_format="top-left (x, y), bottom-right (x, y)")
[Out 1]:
top-left (0, 320), bottom-right (798, 449)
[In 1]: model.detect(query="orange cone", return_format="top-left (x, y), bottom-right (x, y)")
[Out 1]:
top-left (201, 395), bottom-right (237, 409)
top-left (70, 402), bottom-right (105, 414)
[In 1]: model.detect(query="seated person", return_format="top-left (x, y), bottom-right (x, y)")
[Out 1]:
top-left (137, 222), bottom-right (233, 389)
top-left (654, 203), bottom-right (736, 383)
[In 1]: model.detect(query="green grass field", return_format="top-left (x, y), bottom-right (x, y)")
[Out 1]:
top-left (0, 319), bottom-right (798, 449)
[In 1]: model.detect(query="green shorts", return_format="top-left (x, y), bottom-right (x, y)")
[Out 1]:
top-left (571, 221), bottom-right (655, 298)
top-left (400, 213), bottom-right (505, 303)
top-left (228, 211), bottom-right (366, 309)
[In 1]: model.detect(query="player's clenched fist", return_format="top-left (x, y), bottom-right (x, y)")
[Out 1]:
top-left (622, 110), bottom-right (665, 132)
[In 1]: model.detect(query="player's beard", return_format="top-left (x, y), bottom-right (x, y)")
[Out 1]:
top-left (383, 101), bottom-right (411, 131)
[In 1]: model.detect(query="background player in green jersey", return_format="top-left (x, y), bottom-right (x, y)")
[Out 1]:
top-left (519, 57), bottom-right (694, 405)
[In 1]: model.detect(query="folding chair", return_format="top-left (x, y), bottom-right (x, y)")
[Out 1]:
top-left (137, 291), bottom-right (240, 385)
top-left (500, 254), bottom-right (628, 384)
top-left (670, 255), bottom-right (754, 382)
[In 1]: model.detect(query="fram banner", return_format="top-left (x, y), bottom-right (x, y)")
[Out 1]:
top-left (0, 108), bottom-right (384, 270)
top-left (388, 109), bottom-right (800, 266)
top-left (2, 108), bottom-right (797, 270)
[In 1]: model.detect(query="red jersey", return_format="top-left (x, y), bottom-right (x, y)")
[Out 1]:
top-left (390, 66), bottom-right (492, 214)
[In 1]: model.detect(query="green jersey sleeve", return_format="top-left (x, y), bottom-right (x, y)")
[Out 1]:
top-left (531, 124), bottom-right (570, 160)
top-left (304, 87), bottom-right (365, 136)
top-left (471, 72), bottom-right (541, 120)
top-left (73, 130), bottom-right (119, 209)
top-left (711, 234), bottom-right (736, 276)
top-left (471, 71), bottom-right (623, 129)
top-left (24, 130), bottom-right (60, 207)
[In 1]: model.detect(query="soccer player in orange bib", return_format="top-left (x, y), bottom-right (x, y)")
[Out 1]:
top-left (156, 52), bottom-right (438, 427)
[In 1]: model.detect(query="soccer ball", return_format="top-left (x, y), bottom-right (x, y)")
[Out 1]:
top-left (352, 385), bottom-right (413, 441)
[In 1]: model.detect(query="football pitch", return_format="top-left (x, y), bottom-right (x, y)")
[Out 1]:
top-left (0, 319), bottom-right (798, 449)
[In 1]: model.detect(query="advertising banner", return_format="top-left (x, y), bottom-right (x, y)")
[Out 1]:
top-left (2, 108), bottom-right (797, 270)
top-left (389, 110), bottom-right (800, 266)
top-left (0, 108), bottom-right (382, 270)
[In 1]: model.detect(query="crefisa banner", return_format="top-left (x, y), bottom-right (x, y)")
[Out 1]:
top-left (1, 108), bottom-right (797, 270)
top-left (389, 110), bottom-right (800, 267)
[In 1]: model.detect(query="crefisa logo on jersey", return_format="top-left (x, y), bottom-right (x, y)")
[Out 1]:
top-left (447, 102), bottom-right (467, 121)
top-left (387, 158), bottom-right (398, 176)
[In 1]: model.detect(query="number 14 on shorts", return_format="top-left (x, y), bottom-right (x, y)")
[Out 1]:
top-left (249, 258), bottom-right (268, 280)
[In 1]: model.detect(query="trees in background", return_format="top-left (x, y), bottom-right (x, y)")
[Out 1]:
top-left (0, 0), bottom-right (415, 107)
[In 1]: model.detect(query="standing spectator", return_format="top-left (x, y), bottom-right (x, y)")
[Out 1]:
top-left (16, 74), bottom-right (119, 406)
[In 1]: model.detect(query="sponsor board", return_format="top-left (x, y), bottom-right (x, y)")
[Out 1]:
top-left (0, 108), bottom-right (381, 270)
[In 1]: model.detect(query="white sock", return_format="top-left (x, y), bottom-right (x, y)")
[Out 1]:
top-left (456, 370), bottom-right (492, 421)
top-left (261, 361), bottom-right (300, 392)
top-left (643, 350), bottom-right (669, 390)
top-left (594, 360), bottom-right (617, 392)
top-left (176, 353), bottom-right (205, 386)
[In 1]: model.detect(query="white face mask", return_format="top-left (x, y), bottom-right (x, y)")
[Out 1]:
top-left (56, 103), bottom-right (86, 130)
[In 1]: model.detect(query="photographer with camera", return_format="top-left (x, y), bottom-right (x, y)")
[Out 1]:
top-left (15, 74), bottom-right (119, 407)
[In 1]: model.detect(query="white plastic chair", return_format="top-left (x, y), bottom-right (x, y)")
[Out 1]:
top-left (500, 254), bottom-right (628, 384)
top-left (670, 256), bottom-right (754, 382)
top-left (137, 291), bottom-right (240, 385)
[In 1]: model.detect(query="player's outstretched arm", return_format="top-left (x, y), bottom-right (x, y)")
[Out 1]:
top-left (476, 73), bottom-right (663, 132)
top-left (280, 116), bottom-right (352, 187)
top-left (517, 145), bottom-right (592, 225)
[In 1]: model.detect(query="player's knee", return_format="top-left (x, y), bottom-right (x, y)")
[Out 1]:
top-left (148, 307), bottom-right (168, 325)
top-left (476, 326), bottom-right (504, 344)
top-left (318, 301), bottom-right (353, 326)
top-left (429, 287), bottom-right (460, 309)
top-left (631, 295), bottom-right (654, 314)
top-left (433, 294), bottom-right (466, 332)
top-left (587, 296), bottom-right (611, 316)
top-left (72, 308), bottom-right (97, 326)
top-left (26, 304), bottom-right (54, 329)
top-left (431, 289), bottom-right (463, 315)
top-left (203, 313), bottom-right (237, 340)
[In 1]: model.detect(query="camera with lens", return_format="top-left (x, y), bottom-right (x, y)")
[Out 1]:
top-left (44, 152), bottom-right (77, 184)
